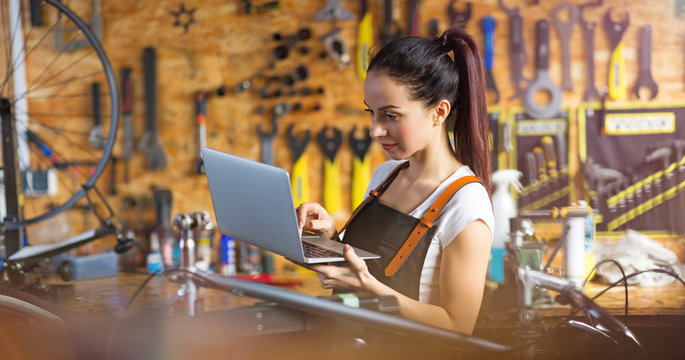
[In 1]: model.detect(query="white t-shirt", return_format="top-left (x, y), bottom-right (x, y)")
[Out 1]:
top-left (362, 160), bottom-right (495, 304)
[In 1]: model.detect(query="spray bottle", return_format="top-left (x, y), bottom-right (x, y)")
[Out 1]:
top-left (489, 169), bottom-right (522, 283)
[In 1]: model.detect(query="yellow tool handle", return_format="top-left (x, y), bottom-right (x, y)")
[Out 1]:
top-left (291, 153), bottom-right (310, 206)
top-left (351, 155), bottom-right (371, 208)
top-left (608, 41), bottom-right (626, 100)
top-left (356, 11), bottom-right (373, 80)
top-left (323, 158), bottom-right (342, 214)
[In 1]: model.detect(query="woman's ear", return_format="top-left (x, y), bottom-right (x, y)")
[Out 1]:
top-left (433, 99), bottom-right (451, 126)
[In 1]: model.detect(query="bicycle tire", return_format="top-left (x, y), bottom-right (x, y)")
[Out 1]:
top-left (0, 284), bottom-right (75, 359)
top-left (1, 0), bottom-right (118, 230)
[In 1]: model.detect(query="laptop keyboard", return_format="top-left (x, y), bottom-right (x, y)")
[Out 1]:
top-left (303, 241), bottom-right (342, 258)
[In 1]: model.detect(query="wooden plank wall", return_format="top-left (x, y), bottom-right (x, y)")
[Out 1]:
top-left (18, 1), bottom-right (685, 246)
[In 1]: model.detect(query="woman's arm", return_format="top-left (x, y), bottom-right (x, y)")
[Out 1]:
top-left (311, 220), bottom-right (492, 334)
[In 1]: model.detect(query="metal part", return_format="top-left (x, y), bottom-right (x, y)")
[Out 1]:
top-left (578, 1), bottom-right (603, 101)
top-left (448, 0), bottom-right (472, 29)
top-left (633, 25), bottom-right (658, 99)
top-left (379, 0), bottom-right (402, 45)
top-left (523, 20), bottom-right (562, 119)
top-left (88, 82), bottom-right (106, 149)
top-left (314, 0), bottom-right (354, 21)
top-left (55, 0), bottom-right (102, 51)
top-left (481, 16), bottom-right (499, 103)
top-left (169, 3), bottom-right (197, 33)
top-left (551, 3), bottom-right (579, 91)
top-left (498, 0), bottom-right (529, 100)
top-left (317, 126), bottom-right (343, 162)
top-left (321, 28), bottom-right (350, 67)
top-left (603, 8), bottom-right (630, 100)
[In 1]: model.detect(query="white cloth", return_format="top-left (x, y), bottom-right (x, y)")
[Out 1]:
top-left (361, 160), bottom-right (494, 303)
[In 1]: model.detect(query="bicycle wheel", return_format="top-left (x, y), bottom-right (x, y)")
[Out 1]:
top-left (0, 0), bottom-right (118, 230)
top-left (0, 285), bottom-right (74, 359)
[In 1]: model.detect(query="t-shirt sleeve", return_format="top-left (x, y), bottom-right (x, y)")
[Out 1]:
top-left (436, 182), bottom-right (494, 249)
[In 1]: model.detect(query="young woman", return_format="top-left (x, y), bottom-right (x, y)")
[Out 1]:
top-left (296, 25), bottom-right (494, 335)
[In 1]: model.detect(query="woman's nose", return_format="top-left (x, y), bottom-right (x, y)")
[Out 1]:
top-left (369, 121), bottom-right (385, 138)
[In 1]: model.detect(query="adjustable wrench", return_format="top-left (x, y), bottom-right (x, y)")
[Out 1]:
top-left (314, 0), bottom-right (354, 21)
top-left (578, 0), bottom-right (603, 101)
top-left (603, 8), bottom-right (630, 100)
top-left (448, 0), bottom-right (472, 30)
top-left (551, 2), bottom-right (579, 92)
top-left (498, 0), bottom-right (529, 100)
top-left (633, 25), bottom-right (659, 100)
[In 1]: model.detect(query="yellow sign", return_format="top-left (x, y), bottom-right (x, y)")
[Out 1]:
top-left (604, 112), bottom-right (676, 135)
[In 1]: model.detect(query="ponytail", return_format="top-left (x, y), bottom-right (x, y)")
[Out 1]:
top-left (442, 27), bottom-right (492, 194)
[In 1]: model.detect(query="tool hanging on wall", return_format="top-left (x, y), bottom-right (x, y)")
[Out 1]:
top-left (448, 0), bottom-right (471, 30)
top-left (578, 0), bottom-right (603, 102)
top-left (318, 126), bottom-right (343, 215)
top-left (349, 126), bottom-right (373, 209)
top-left (257, 103), bottom-right (290, 166)
top-left (138, 47), bottom-right (168, 170)
top-left (551, 2), bottom-right (579, 92)
top-left (356, 0), bottom-right (373, 80)
top-left (195, 91), bottom-right (208, 174)
top-left (55, 0), bottom-right (102, 51)
top-left (481, 16), bottom-right (499, 104)
top-left (272, 28), bottom-right (312, 61)
top-left (408, 0), bottom-right (420, 36)
top-left (287, 124), bottom-right (310, 206)
top-left (498, 0), bottom-right (529, 101)
top-left (120, 67), bottom-right (134, 183)
top-left (88, 82), bottom-right (105, 149)
top-left (633, 25), bottom-right (659, 100)
top-left (379, 0), bottom-right (402, 45)
top-left (603, 8), bottom-right (630, 101)
top-left (243, 0), bottom-right (280, 14)
top-left (523, 20), bottom-right (562, 119)
top-left (321, 28), bottom-right (351, 68)
top-left (315, 0), bottom-right (355, 21)
top-left (169, 3), bottom-right (197, 34)
top-left (110, 156), bottom-right (117, 195)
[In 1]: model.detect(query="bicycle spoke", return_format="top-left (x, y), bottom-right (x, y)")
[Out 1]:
top-left (1, 20), bottom-right (57, 96)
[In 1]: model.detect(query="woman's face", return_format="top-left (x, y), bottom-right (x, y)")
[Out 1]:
top-left (363, 71), bottom-right (441, 160)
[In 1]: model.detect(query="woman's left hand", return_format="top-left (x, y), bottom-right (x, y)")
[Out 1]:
top-left (309, 244), bottom-right (373, 290)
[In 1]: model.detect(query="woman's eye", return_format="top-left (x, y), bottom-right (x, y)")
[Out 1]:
top-left (364, 108), bottom-right (373, 116)
top-left (385, 113), bottom-right (397, 120)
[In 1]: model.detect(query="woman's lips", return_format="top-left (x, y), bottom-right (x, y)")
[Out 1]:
top-left (381, 143), bottom-right (396, 151)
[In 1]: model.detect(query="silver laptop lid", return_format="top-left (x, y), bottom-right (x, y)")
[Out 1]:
top-left (202, 148), bottom-right (305, 262)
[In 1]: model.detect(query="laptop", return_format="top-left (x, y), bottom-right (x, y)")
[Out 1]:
top-left (202, 148), bottom-right (379, 264)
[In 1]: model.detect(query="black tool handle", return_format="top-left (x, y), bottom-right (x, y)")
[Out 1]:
top-left (555, 133), bottom-right (567, 171)
top-left (582, 22), bottom-right (598, 98)
top-left (408, 0), bottom-right (419, 36)
top-left (121, 67), bottom-right (132, 116)
top-left (110, 156), bottom-right (117, 195)
top-left (384, 0), bottom-right (393, 31)
top-left (639, 25), bottom-right (652, 75)
top-left (92, 82), bottom-right (101, 126)
top-left (523, 152), bottom-right (538, 186)
top-left (535, 20), bottom-right (550, 71)
top-left (511, 13), bottom-right (524, 53)
top-left (143, 47), bottom-right (157, 133)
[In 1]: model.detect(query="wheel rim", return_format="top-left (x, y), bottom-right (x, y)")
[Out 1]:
top-left (0, 0), bottom-right (118, 229)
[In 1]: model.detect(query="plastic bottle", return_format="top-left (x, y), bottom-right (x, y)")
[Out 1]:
top-left (489, 169), bottom-right (522, 283)
top-left (146, 232), bottom-right (163, 273)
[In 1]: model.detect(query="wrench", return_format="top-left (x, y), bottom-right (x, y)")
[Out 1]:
top-left (523, 20), bottom-right (562, 119)
top-left (551, 2), bottom-right (579, 92)
top-left (447, 0), bottom-right (472, 30)
top-left (603, 8), bottom-right (630, 100)
top-left (481, 16), bottom-right (499, 103)
top-left (257, 103), bottom-right (290, 165)
top-left (314, 0), bottom-right (354, 21)
top-left (633, 25), bottom-right (658, 100)
top-left (578, 0), bottom-right (603, 101)
top-left (379, 0), bottom-right (402, 45)
top-left (498, 0), bottom-right (529, 100)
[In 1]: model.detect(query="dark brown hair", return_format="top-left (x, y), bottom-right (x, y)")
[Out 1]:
top-left (367, 26), bottom-right (491, 192)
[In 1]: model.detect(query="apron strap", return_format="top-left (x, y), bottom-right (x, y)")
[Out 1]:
top-left (336, 161), bottom-right (409, 238)
top-left (384, 175), bottom-right (482, 277)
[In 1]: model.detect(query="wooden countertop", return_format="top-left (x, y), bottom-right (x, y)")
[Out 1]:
top-left (50, 269), bottom-right (685, 324)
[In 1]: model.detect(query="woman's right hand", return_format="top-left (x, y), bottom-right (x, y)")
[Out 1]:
top-left (296, 202), bottom-right (336, 239)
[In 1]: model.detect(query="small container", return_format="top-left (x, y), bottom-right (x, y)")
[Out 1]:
top-left (147, 233), bottom-right (163, 273)
top-left (219, 235), bottom-right (236, 276)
